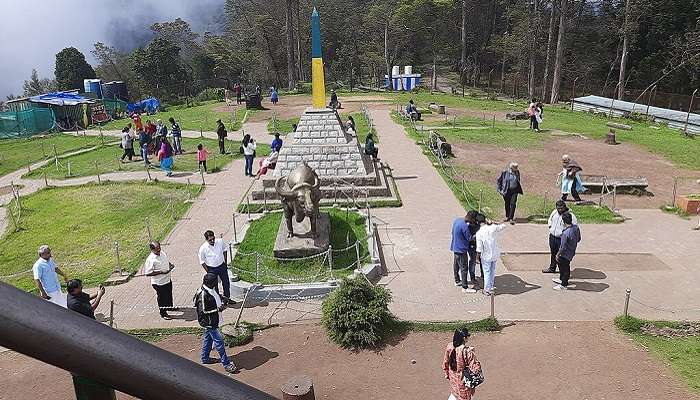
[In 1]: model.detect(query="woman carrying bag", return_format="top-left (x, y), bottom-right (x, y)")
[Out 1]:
top-left (442, 328), bottom-right (484, 400)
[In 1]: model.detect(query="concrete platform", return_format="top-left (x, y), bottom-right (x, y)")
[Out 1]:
top-left (273, 212), bottom-right (330, 258)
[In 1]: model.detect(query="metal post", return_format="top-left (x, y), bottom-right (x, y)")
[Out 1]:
top-left (95, 161), bottom-right (101, 184)
top-left (263, 187), bottom-right (267, 213)
top-left (328, 246), bottom-right (334, 279)
top-left (544, 190), bottom-right (549, 215)
top-left (228, 241), bottom-right (233, 266)
top-left (492, 115), bottom-right (496, 130)
top-left (478, 189), bottom-right (483, 213)
top-left (27, 160), bottom-right (31, 173)
top-left (114, 241), bottom-right (121, 274)
top-left (145, 165), bottom-right (151, 181)
top-left (67, 161), bottom-right (72, 177)
top-left (43, 171), bottom-right (48, 187)
top-left (623, 288), bottom-right (631, 317)
top-left (109, 299), bottom-right (114, 328)
top-left (200, 168), bottom-right (205, 186)
top-left (355, 241), bottom-right (361, 270)
top-left (683, 88), bottom-right (697, 136)
top-left (255, 253), bottom-right (260, 282)
top-left (146, 217), bottom-right (152, 242)
top-left (490, 293), bottom-right (495, 318)
top-left (246, 196), bottom-right (251, 220)
top-left (612, 186), bottom-right (617, 211)
top-left (232, 213), bottom-right (239, 244)
top-left (672, 177), bottom-right (678, 206)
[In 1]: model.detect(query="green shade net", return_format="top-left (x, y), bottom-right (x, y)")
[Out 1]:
top-left (0, 108), bottom-right (56, 138)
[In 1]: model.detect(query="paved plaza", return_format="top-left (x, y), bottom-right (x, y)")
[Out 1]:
top-left (1, 105), bottom-right (699, 329)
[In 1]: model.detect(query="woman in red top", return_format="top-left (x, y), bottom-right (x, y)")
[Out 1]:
top-left (442, 328), bottom-right (482, 400)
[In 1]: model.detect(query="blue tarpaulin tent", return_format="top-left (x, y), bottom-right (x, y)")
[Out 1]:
top-left (127, 97), bottom-right (161, 114)
top-left (29, 92), bottom-right (94, 106)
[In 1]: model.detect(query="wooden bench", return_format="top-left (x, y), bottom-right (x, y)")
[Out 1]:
top-left (580, 174), bottom-right (649, 194)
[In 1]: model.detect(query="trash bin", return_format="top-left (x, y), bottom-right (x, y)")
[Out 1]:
top-left (246, 93), bottom-right (263, 109)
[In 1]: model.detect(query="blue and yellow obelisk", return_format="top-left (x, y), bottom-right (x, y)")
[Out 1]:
top-left (311, 7), bottom-right (326, 109)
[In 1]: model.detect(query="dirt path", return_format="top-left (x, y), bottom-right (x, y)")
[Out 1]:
top-left (1, 321), bottom-right (696, 400)
top-left (452, 134), bottom-right (699, 209)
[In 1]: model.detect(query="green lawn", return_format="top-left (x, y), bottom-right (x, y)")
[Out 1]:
top-left (0, 182), bottom-right (200, 291)
top-left (0, 134), bottom-right (105, 178)
top-left (22, 138), bottom-right (270, 180)
top-left (232, 209), bottom-right (369, 284)
top-left (384, 92), bottom-right (700, 171)
top-left (393, 111), bottom-right (620, 223)
top-left (98, 101), bottom-right (243, 132)
top-left (267, 117), bottom-right (299, 135)
top-left (616, 316), bottom-right (700, 394)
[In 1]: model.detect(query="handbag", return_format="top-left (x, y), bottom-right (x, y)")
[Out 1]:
top-left (461, 348), bottom-right (484, 388)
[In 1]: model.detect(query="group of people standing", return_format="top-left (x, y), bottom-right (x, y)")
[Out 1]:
top-left (121, 114), bottom-right (183, 177)
top-left (32, 228), bottom-right (240, 374)
top-left (527, 99), bottom-right (544, 132)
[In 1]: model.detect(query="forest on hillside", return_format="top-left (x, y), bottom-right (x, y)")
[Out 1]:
top-left (20, 0), bottom-right (700, 108)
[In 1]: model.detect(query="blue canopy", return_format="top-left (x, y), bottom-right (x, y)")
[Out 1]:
top-left (127, 97), bottom-right (161, 114)
top-left (29, 91), bottom-right (94, 106)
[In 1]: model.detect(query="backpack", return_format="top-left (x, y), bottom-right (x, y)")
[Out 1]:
top-left (194, 289), bottom-right (210, 328)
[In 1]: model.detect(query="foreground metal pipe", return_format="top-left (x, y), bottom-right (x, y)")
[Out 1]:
top-left (0, 283), bottom-right (274, 400)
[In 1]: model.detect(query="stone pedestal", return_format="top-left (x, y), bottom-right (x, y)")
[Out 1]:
top-left (281, 375), bottom-right (315, 400)
top-left (274, 212), bottom-right (330, 258)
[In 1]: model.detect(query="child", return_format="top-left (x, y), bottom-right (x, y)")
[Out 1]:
top-left (197, 144), bottom-right (209, 172)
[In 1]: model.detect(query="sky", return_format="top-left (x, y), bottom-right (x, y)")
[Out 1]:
top-left (0, 0), bottom-right (225, 99)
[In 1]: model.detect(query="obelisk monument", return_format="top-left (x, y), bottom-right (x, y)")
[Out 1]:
top-left (311, 7), bottom-right (326, 109)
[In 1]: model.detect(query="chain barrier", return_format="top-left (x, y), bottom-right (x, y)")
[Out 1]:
top-left (629, 296), bottom-right (700, 314)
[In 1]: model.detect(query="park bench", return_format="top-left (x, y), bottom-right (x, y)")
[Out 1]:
top-left (580, 174), bottom-right (649, 195)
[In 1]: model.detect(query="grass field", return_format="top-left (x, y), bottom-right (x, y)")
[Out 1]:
top-left (385, 92), bottom-right (700, 170)
top-left (616, 316), bottom-right (700, 394)
top-left (0, 182), bottom-right (200, 291)
top-left (392, 111), bottom-right (620, 223)
top-left (267, 117), bottom-right (299, 135)
top-left (0, 134), bottom-right (105, 178)
top-left (232, 209), bottom-right (369, 284)
top-left (98, 101), bottom-right (243, 132)
top-left (22, 138), bottom-right (270, 180)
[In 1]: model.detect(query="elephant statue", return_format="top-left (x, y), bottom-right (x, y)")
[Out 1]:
top-left (274, 162), bottom-right (322, 238)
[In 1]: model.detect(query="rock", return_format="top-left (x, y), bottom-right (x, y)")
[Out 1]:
top-left (506, 111), bottom-right (529, 120)
top-left (606, 121), bottom-right (632, 130)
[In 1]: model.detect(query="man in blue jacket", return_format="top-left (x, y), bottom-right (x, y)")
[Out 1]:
top-left (451, 212), bottom-right (478, 293)
top-left (553, 212), bottom-right (581, 290)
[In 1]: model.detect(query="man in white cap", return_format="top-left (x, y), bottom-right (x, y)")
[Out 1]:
top-left (33, 245), bottom-right (69, 307)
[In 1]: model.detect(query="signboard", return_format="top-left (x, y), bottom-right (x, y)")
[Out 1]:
top-left (90, 103), bottom-right (111, 124)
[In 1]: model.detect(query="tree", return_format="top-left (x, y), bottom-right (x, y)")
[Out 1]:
top-left (129, 38), bottom-right (185, 100)
top-left (91, 42), bottom-right (131, 82)
top-left (22, 69), bottom-right (57, 96)
top-left (285, 0), bottom-right (298, 89)
top-left (549, 0), bottom-right (568, 104)
top-left (541, 0), bottom-right (557, 100)
top-left (54, 47), bottom-right (96, 91)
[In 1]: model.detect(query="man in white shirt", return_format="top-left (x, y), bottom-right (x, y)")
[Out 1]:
top-left (475, 220), bottom-right (506, 296)
top-left (33, 245), bottom-right (68, 308)
top-left (198, 230), bottom-right (230, 301)
top-left (543, 200), bottom-right (578, 274)
top-left (144, 241), bottom-right (175, 320)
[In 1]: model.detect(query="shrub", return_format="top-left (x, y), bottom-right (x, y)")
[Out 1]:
top-left (321, 277), bottom-right (394, 349)
top-left (195, 87), bottom-right (225, 102)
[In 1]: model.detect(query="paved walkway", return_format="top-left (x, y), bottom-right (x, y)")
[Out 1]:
top-left (3, 112), bottom-right (700, 328)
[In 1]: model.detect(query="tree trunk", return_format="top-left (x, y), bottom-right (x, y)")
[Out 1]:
top-left (617, 0), bottom-right (631, 100)
top-left (549, 0), bottom-right (568, 104)
top-left (528, 0), bottom-right (538, 100)
top-left (384, 23), bottom-right (393, 92)
top-left (285, 0), bottom-right (297, 90)
top-left (541, 0), bottom-right (557, 101)
top-left (461, 0), bottom-right (467, 67)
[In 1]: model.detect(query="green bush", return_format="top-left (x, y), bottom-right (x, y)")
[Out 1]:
top-left (195, 87), bottom-right (225, 102)
top-left (321, 277), bottom-right (394, 349)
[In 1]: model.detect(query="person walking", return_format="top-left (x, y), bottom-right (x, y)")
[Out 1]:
top-left (442, 328), bottom-right (482, 400)
top-left (197, 143), bottom-right (209, 173)
top-left (542, 200), bottom-right (578, 274)
top-left (234, 82), bottom-right (242, 105)
top-left (169, 117), bottom-right (183, 154)
top-left (194, 273), bottom-right (238, 373)
top-left (66, 279), bottom-right (105, 320)
top-left (216, 119), bottom-right (227, 154)
top-left (158, 138), bottom-right (174, 177)
top-left (242, 134), bottom-right (256, 177)
top-left (138, 128), bottom-right (151, 166)
top-left (270, 86), bottom-right (279, 105)
top-left (451, 212), bottom-right (477, 293)
top-left (558, 154), bottom-right (585, 202)
top-left (496, 162), bottom-right (523, 224)
top-left (553, 212), bottom-right (581, 290)
top-left (271, 133), bottom-right (283, 153)
top-left (144, 241), bottom-right (175, 320)
top-left (198, 230), bottom-right (230, 300)
top-left (33, 245), bottom-right (69, 308)
top-left (120, 124), bottom-right (135, 162)
top-left (475, 219), bottom-right (506, 296)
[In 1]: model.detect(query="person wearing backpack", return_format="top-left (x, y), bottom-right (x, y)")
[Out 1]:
top-left (194, 273), bottom-right (237, 374)
top-left (442, 328), bottom-right (483, 400)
